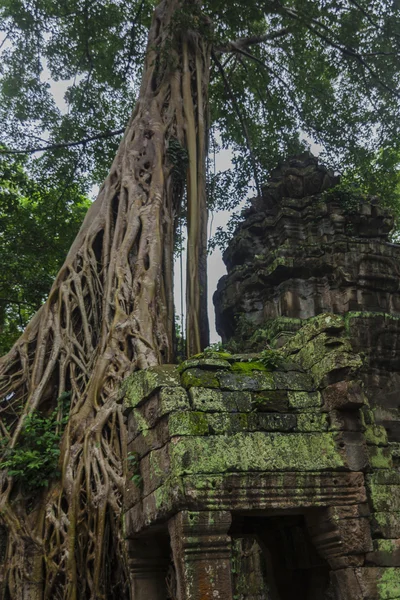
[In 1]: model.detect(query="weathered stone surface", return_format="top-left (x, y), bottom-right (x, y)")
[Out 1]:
top-left (367, 540), bottom-right (400, 567)
top-left (124, 365), bottom-right (181, 409)
top-left (167, 432), bottom-right (346, 476)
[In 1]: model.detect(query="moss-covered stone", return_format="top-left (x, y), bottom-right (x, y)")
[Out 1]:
top-left (158, 386), bottom-right (190, 413)
top-left (248, 412), bottom-right (297, 432)
top-left (230, 360), bottom-right (267, 373)
top-left (283, 314), bottom-right (346, 356)
top-left (189, 388), bottom-right (252, 413)
top-left (309, 349), bottom-right (363, 387)
top-left (295, 333), bottom-right (352, 371)
top-left (181, 368), bottom-right (220, 389)
top-left (124, 365), bottom-right (181, 408)
top-left (273, 371), bottom-right (314, 391)
top-left (367, 472), bottom-right (400, 511)
top-left (207, 413), bottom-right (249, 435)
top-left (364, 424), bottom-right (389, 447)
top-left (178, 357), bottom-right (231, 374)
top-left (372, 512), bottom-right (400, 539)
top-left (168, 412), bottom-right (210, 436)
top-left (367, 446), bottom-right (393, 470)
top-left (251, 390), bottom-right (289, 412)
top-left (168, 432), bottom-right (346, 476)
top-left (287, 391), bottom-right (321, 410)
top-left (377, 567), bottom-right (400, 599)
top-left (218, 370), bottom-right (275, 392)
top-left (296, 413), bottom-right (329, 432)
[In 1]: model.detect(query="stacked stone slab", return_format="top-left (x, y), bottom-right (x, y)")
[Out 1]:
top-left (123, 313), bottom-right (400, 599)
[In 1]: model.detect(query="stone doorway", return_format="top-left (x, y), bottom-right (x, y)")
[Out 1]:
top-left (230, 514), bottom-right (333, 600)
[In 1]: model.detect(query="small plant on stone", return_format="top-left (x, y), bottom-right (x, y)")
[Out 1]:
top-left (260, 349), bottom-right (283, 370)
top-left (127, 451), bottom-right (142, 488)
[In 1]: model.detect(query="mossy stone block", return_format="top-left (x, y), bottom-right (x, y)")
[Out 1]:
top-left (218, 371), bottom-right (275, 392)
top-left (169, 432), bottom-right (346, 476)
top-left (207, 413), bottom-right (249, 435)
top-left (189, 388), bottom-right (240, 412)
top-left (181, 368), bottom-right (219, 389)
top-left (273, 371), bottom-right (314, 391)
top-left (178, 357), bottom-right (231, 373)
top-left (158, 386), bottom-right (190, 414)
top-left (251, 390), bottom-right (289, 412)
top-left (378, 568), bottom-right (400, 599)
top-left (288, 391), bottom-right (321, 410)
top-left (124, 365), bottom-right (180, 408)
top-left (283, 314), bottom-right (345, 355)
top-left (296, 334), bottom-right (352, 371)
top-left (368, 446), bottom-right (393, 470)
top-left (168, 412), bottom-right (209, 436)
top-left (248, 412), bottom-right (297, 432)
top-left (296, 413), bottom-right (329, 432)
top-left (372, 512), bottom-right (400, 539)
top-left (365, 424), bottom-right (389, 447)
top-left (310, 350), bottom-right (363, 387)
top-left (367, 478), bottom-right (400, 512)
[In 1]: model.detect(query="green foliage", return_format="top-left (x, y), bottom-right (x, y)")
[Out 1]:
top-left (0, 0), bottom-right (399, 223)
top-left (0, 392), bottom-right (71, 490)
top-left (127, 451), bottom-right (142, 488)
top-left (167, 138), bottom-right (189, 184)
top-left (322, 181), bottom-right (366, 214)
top-left (259, 349), bottom-right (283, 370)
top-left (204, 341), bottom-right (225, 353)
top-left (0, 156), bottom-right (90, 354)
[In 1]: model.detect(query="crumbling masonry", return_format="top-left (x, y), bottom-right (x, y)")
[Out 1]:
top-left (124, 154), bottom-right (400, 599)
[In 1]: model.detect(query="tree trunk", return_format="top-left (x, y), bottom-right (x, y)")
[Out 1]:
top-left (0, 1), bottom-right (211, 597)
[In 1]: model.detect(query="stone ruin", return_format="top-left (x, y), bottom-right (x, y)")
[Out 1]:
top-left (123, 154), bottom-right (400, 599)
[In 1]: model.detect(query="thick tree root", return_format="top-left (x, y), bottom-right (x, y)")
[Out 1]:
top-left (0, 1), bottom-right (211, 597)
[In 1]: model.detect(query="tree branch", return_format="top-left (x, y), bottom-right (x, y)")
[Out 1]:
top-left (0, 129), bottom-right (125, 155)
top-left (215, 27), bottom-right (290, 54)
top-left (279, 5), bottom-right (400, 99)
top-left (211, 50), bottom-right (262, 196)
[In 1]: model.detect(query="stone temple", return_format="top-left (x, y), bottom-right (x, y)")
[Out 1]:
top-left (123, 154), bottom-right (400, 599)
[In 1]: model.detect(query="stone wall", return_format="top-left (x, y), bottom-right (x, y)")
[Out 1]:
top-left (123, 313), bottom-right (400, 599)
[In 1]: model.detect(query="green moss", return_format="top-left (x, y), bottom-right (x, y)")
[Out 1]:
top-left (368, 446), bottom-right (393, 470)
top-left (178, 357), bottom-right (231, 373)
top-left (378, 568), bottom-right (400, 600)
top-left (124, 365), bottom-right (180, 408)
top-left (169, 432), bottom-right (346, 476)
top-left (181, 368), bottom-right (219, 389)
top-left (230, 360), bottom-right (267, 373)
top-left (296, 413), bottom-right (329, 432)
top-left (288, 391), bottom-right (321, 410)
top-left (364, 424), bottom-right (388, 447)
top-left (168, 412), bottom-right (209, 436)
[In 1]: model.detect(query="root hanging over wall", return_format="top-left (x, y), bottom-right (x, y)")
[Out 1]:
top-left (0, 1), bottom-right (211, 597)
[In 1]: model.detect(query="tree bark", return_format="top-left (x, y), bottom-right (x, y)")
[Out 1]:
top-left (0, 1), bottom-right (211, 597)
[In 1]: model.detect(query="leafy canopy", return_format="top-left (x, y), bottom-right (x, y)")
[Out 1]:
top-left (0, 0), bottom-right (399, 238)
top-left (0, 155), bottom-right (90, 354)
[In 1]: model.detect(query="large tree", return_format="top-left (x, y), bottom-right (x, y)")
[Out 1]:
top-left (0, 0), bottom-right (399, 598)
